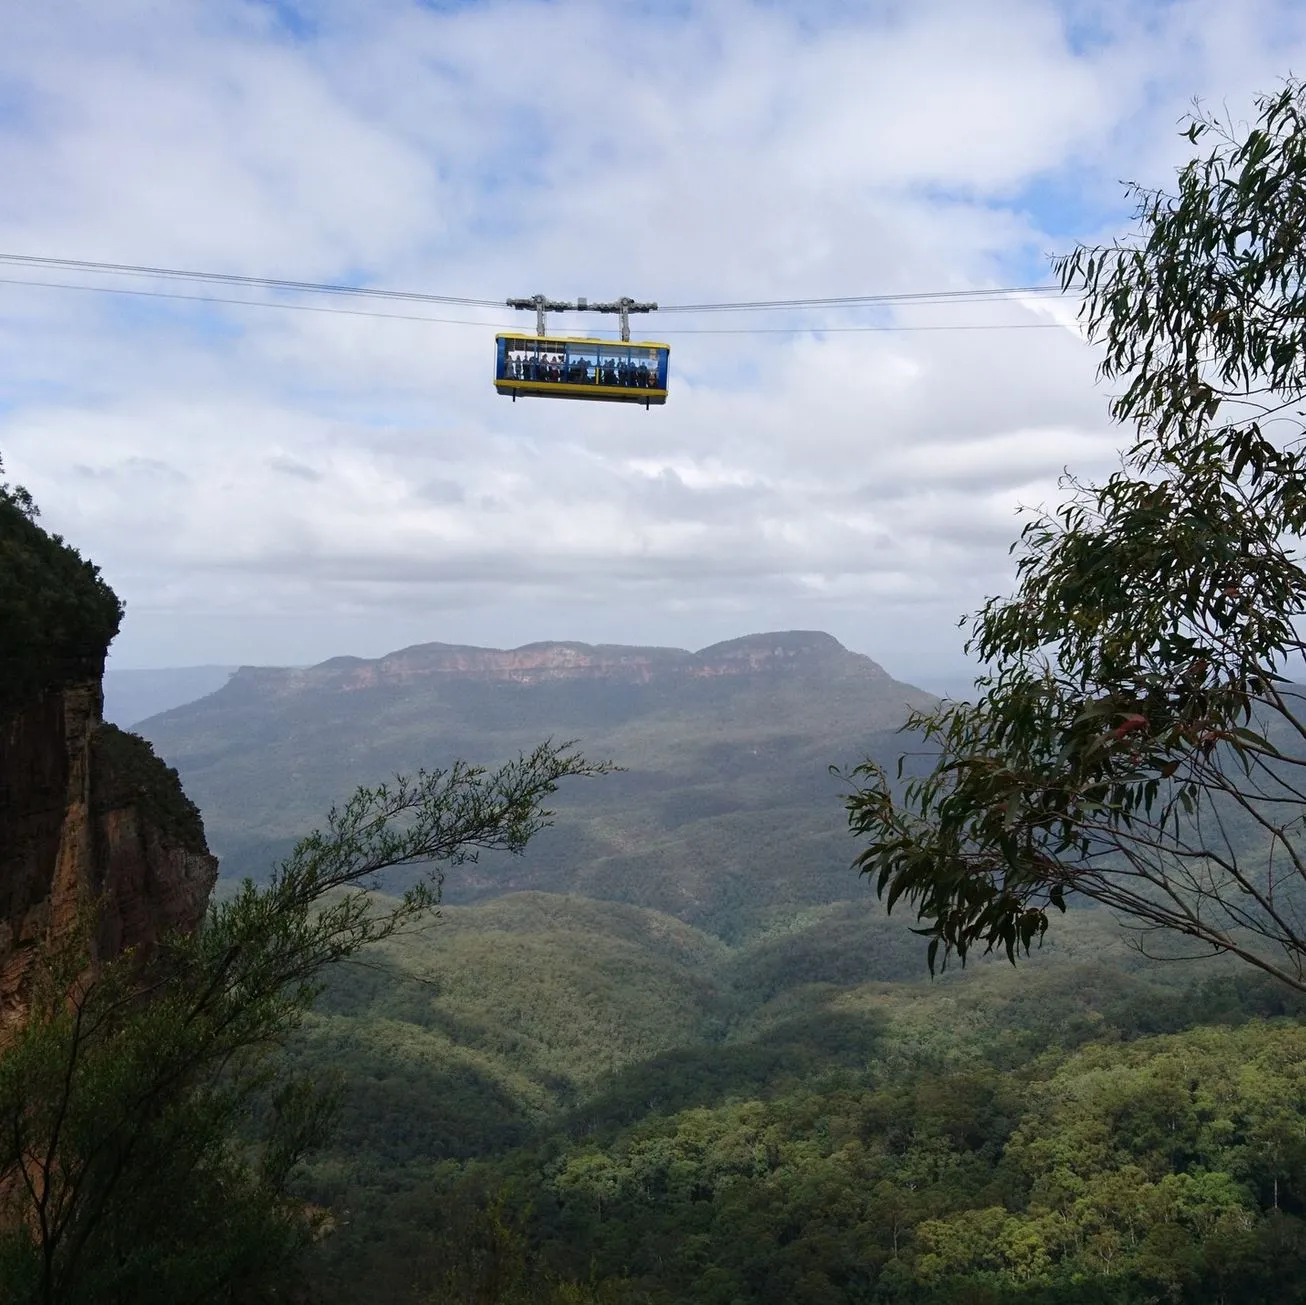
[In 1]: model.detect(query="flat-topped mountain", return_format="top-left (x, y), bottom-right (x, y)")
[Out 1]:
top-left (137, 632), bottom-right (933, 938)
top-left (220, 630), bottom-right (896, 696)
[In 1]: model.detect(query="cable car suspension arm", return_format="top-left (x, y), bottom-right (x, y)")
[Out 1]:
top-left (506, 294), bottom-right (658, 342)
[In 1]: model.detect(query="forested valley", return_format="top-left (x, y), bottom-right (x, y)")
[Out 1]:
top-left (104, 612), bottom-right (1306, 1305)
top-left (8, 485), bottom-right (1306, 1304)
top-left (284, 893), bottom-right (1306, 1305)
top-left (11, 69), bottom-right (1306, 1305)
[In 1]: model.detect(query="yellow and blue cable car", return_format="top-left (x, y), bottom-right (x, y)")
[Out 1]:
top-left (497, 296), bottom-right (668, 407)
top-left (494, 334), bottom-right (669, 407)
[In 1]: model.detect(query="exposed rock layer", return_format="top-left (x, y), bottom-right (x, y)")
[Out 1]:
top-left (0, 676), bottom-right (216, 1037)
top-left (224, 630), bottom-right (891, 699)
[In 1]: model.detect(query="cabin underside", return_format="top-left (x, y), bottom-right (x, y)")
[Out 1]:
top-left (495, 380), bottom-right (668, 406)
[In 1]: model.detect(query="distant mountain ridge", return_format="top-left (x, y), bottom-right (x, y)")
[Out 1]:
top-left (222, 630), bottom-right (894, 698)
top-left (136, 630), bottom-right (934, 937)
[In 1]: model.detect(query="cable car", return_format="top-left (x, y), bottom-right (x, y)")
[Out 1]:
top-left (495, 334), bottom-right (669, 407)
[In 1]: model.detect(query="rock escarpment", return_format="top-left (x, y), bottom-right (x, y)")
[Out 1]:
top-left (223, 629), bottom-right (896, 698)
top-left (0, 477), bottom-right (216, 1037)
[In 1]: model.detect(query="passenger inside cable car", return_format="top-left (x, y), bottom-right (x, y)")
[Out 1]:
top-left (495, 335), bottom-right (670, 405)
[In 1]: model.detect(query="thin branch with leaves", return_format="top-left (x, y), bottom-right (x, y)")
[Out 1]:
top-left (0, 741), bottom-right (611, 1305)
top-left (843, 80), bottom-right (1306, 993)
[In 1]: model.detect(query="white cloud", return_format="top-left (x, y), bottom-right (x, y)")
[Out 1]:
top-left (1, 0), bottom-right (1304, 680)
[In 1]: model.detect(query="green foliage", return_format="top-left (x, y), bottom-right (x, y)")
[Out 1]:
top-left (0, 954), bottom-right (324, 1305)
top-left (412, 1192), bottom-right (628, 1305)
top-left (286, 892), bottom-right (1306, 1305)
top-left (0, 744), bottom-right (607, 1304)
top-left (0, 457), bottom-right (123, 712)
top-left (422, 1022), bottom-right (1306, 1305)
top-left (134, 633), bottom-right (932, 939)
top-left (843, 80), bottom-right (1306, 991)
top-left (89, 723), bottom-right (208, 850)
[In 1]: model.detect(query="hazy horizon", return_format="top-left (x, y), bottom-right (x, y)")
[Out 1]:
top-left (7, 1), bottom-right (1304, 676)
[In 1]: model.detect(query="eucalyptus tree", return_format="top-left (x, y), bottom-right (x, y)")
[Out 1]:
top-left (0, 740), bottom-right (609, 1305)
top-left (845, 82), bottom-right (1306, 991)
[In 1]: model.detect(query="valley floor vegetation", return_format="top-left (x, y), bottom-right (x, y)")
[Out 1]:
top-left (0, 463), bottom-right (610, 1303)
top-left (286, 898), bottom-right (1306, 1305)
top-left (0, 744), bottom-right (609, 1305)
top-left (11, 78), bottom-right (1306, 1305)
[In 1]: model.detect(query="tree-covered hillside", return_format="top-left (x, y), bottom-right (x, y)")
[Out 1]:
top-left (283, 892), bottom-right (1306, 1305)
top-left (136, 634), bottom-right (935, 938)
top-left (124, 617), bottom-right (1306, 1303)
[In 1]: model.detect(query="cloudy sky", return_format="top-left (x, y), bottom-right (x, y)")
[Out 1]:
top-left (2, 0), bottom-right (1304, 686)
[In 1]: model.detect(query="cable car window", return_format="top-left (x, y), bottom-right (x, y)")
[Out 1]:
top-left (495, 333), bottom-right (669, 405)
top-left (570, 345), bottom-right (599, 383)
top-left (592, 343), bottom-right (649, 388)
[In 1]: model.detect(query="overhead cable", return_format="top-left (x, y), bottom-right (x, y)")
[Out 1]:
top-left (0, 275), bottom-right (1074, 335)
top-left (658, 286), bottom-right (1063, 313)
top-left (0, 250), bottom-right (1063, 317)
top-left (0, 252), bottom-right (504, 309)
top-left (0, 276), bottom-right (502, 326)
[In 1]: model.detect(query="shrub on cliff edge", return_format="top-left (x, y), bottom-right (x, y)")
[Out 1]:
top-left (0, 742), bottom-right (611, 1305)
top-left (89, 723), bottom-right (209, 852)
top-left (0, 457), bottom-right (122, 713)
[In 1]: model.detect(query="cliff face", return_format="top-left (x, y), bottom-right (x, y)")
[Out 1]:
top-left (224, 630), bottom-right (894, 699)
top-left (0, 677), bottom-right (217, 1036)
top-left (0, 478), bottom-right (216, 1039)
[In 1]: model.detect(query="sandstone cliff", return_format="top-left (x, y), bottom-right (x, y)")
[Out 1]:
top-left (219, 629), bottom-right (897, 700)
top-left (0, 477), bottom-right (216, 1038)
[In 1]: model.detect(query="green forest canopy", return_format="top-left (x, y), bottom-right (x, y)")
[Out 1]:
top-left (0, 456), bottom-right (122, 711)
top-left (846, 79), bottom-right (1306, 994)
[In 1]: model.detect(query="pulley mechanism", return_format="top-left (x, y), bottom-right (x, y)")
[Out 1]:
top-left (505, 294), bottom-right (658, 343)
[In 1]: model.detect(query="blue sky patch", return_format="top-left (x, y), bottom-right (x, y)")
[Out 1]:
top-left (249, 0), bottom-right (319, 40)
